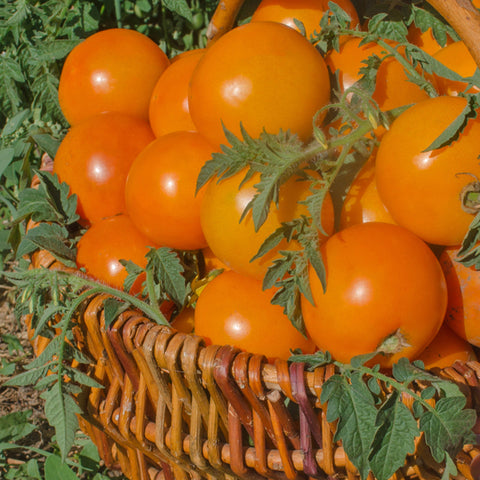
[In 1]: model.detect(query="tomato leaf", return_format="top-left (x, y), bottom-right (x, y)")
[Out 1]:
top-left (103, 297), bottom-right (131, 329)
top-left (369, 391), bottom-right (419, 480)
top-left (420, 396), bottom-right (476, 463)
top-left (162, 0), bottom-right (193, 23)
top-left (321, 372), bottom-right (378, 480)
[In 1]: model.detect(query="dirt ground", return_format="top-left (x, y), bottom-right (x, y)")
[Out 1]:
top-left (0, 291), bottom-right (56, 465)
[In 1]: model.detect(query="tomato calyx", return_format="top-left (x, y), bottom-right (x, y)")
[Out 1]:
top-left (375, 328), bottom-right (411, 356)
top-left (459, 175), bottom-right (480, 214)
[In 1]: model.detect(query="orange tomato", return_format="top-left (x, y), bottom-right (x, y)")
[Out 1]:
top-left (340, 153), bottom-right (396, 229)
top-left (375, 96), bottom-right (480, 246)
top-left (202, 246), bottom-right (229, 274)
top-left (439, 246), bottom-right (480, 347)
top-left (149, 49), bottom-right (205, 137)
top-left (76, 214), bottom-right (156, 293)
top-left (53, 112), bottom-right (155, 225)
top-left (302, 222), bottom-right (447, 369)
top-left (433, 41), bottom-right (480, 96)
top-left (125, 131), bottom-right (216, 251)
top-left (325, 36), bottom-right (430, 111)
top-left (170, 307), bottom-right (195, 334)
top-left (194, 270), bottom-right (315, 361)
top-left (189, 21), bottom-right (331, 148)
top-left (416, 324), bottom-right (476, 370)
top-left (250, 0), bottom-right (359, 38)
top-left (406, 25), bottom-right (454, 56)
top-left (58, 28), bottom-right (170, 125)
top-left (200, 169), bottom-right (335, 281)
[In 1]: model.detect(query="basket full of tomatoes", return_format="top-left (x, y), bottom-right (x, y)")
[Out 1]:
top-left (12, 0), bottom-right (480, 479)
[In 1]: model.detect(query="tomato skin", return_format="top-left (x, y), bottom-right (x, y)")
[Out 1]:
top-left (407, 25), bottom-right (454, 56)
top-left (416, 324), bottom-right (476, 370)
top-left (251, 0), bottom-right (359, 38)
top-left (76, 214), bottom-right (156, 293)
top-left (325, 37), bottom-right (429, 111)
top-left (375, 96), bottom-right (480, 247)
top-left (194, 270), bottom-right (315, 361)
top-left (200, 169), bottom-right (335, 281)
top-left (433, 41), bottom-right (480, 96)
top-left (302, 222), bottom-right (447, 369)
top-left (58, 28), bottom-right (170, 126)
top-left (53, 112), bottom-right (155, 225)
top-left (149, 49), bottom-right (205, 137)
top-left (125, 131), bottom-right (216, 251)
top-left (340, 153), bottom-right (396, 229)
top-left (189, 21), bottom-right (331, 148)
top-left (439, 246), bottom-right (480, 347)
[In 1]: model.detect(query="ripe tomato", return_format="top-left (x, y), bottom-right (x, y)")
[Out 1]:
top-left (340, 153), bottom-right (396, 229)
top-left (433, 41), bottom-right (480, 96)
top-left (125, 131), bottom-right (216, 251)
top-left (325, 37), bottom-right (429, 111)
top-left (189, 21), bottom-right (331, 148)
top-left (149, 48), bottom-right (205, 137)
top-left (170, 307), bottom-right (195, 334)
top-left (202, 246), bottom-right (229, 274)
top-left (53, 112), bottom-right (155, 225)
top-left (200, 169), bottom-right (335, 281)
top-left (76, 214), bottom-right (156, 293)
top-left (375, 96), bottom-right (480, 246)
top-left (194, 270), bottom-right (315, 361)
top-left (58, 28), bottom-right (170, 126)
top-left (439, 246), bottom-right (480, 347)
top-left (416, 324), bottom-right (476, 370)
top-left (250, 0), bottom-right (359, 39)
top-left (301, 222), bottom-right (447, 369)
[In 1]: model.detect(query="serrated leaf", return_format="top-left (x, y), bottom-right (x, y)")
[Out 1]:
top-left (0, 148), bottom-right (15, 179)
top-left (162, 0), bottom-right (193, 22)
top-left (41, 383), bottom-right (81, 460)
top-left (2, 108), bottom-right (30, 136)
top-left (0, 410), bottom-right (36, 442)
top-left (2, 365), bottom-right (51, 387)
top-left (103, 297), bottom-right (130, 328)
top-left (63, 366), bottom-right (104, 389)
top-left (30, 132), bottom-right (60, 158)
top-left (321, 373), bottom-right (378, 479)
top-left (369, 391), bottom-right (419, 480)
top-left (420, 396), bottom-right (476, 463)
top-left (146, 247), bottom-right (187, 305)
top-left (44, 454), bottom-right (78, 480)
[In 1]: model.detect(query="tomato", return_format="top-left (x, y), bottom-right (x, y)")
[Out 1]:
top-left (202, 246), bottom-right (229, 274)
top-left (200, 169), bottom-right (335, 281)
top-left (301, 222), bottom-right (447, 369)
top-left (416, 324), bottom-right (476, 371)
top-left (406, 25), bottom-right (454, 56)
top-left (170, 307), bottom-right (195, 334)
top-left (375, 96), bottom-right (480, 246)
top-left (250, 0), bottom-right (359, 39)
top-left (340, 153), bottom-right (396, 229)
top-left (325, 37), bottom-right (429, 111)
top-left (189, 21), bottom-right (331, 148)
top-left (433, 41), bottom-right (480, 96)
top-left (439, 246), bottom-right (480, 347)
top-left (149, 48), bottom-right (205, 137)
top-left (125, 131), bottom-right (216, 251)
top-left (53, 112), bottom-right (155, 225)
top-left (194, 270), bottom-right (315, 361)
top-left (76, 214), bottom-right (156, 293)
top-left (58, 28), bottom-right (170, 126)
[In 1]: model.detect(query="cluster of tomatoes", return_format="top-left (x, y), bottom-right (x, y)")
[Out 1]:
top-left (52, 0), bottom-right (480, 371)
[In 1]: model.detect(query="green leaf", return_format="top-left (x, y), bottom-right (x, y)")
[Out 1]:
top-left (0, 410), bottom-right (36, 442)
top-left (2, 109), bottom-right (30, 136)
top-left (2, 364), bottom-right (51, 387)
top-left (16, 223), bottom-right (76, 266)
top-left (420, 396), bottom-right (476, 463)
top-left (103, 297), bottom-right (130, 328)
top-left (146, 247), bottom-right (188, 305)
top-left (162, 0), bottom-right (193, 23)
top-left (0, 359), bottom-right (15, 376)
top-left (63, 366), bottom-right (104, 389)
top-left (321, 372), bottom-right (378, 479)
top-left (41, 383), bottom-right (81, 460)
top-left (44, 454), bottom-right (78, 480)
top-left (1, 333), bottom-right (24, 354)
top-left (369, 391), bottom-right (419, 480)
top-left (0, 148), bottom-right (15, 179)
top-left (30, 132), bottom-right (60, 158)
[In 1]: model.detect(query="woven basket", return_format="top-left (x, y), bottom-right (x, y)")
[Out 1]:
top-left (23, 1), bottom-right (480, 479)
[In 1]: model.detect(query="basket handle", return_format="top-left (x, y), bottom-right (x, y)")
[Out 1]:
top-left (426, 0), bottom-right (480, 69)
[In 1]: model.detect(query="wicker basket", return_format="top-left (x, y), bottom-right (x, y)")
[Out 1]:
top-left (23, 1), bottom-right (480, 479)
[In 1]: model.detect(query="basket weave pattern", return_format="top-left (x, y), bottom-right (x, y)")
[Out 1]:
top-left (25, 247), bottom-right (480, 480)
